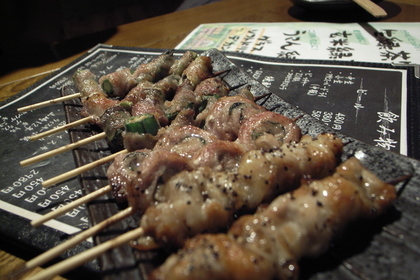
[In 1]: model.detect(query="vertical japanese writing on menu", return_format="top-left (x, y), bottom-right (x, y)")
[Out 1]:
top-left (376, 29), bottom-right (411, 63)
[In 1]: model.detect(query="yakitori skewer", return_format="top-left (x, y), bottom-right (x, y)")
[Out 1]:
top-left (27, 117), bottom-right (330, 273)
top-left (21, 132), bottom-right (106, 167)
top-left (17, 49), bottom-right (181, 116)
top-left (31, 185), bottom-right (112, 227)
top-left (27, 226), bottom-right (143, 280)
top-left (29, 116), bottom-right (94, 141)
top-left (22, 206), bottom-right (134, 278)
top-left (26, 156), bottom-right (401, 280)
top-left (42, 149), bottom-right (128, 188)
top-left (17, 93), bottom-right (83, 113)
top-left (150, 157), bottom-right (398, 280)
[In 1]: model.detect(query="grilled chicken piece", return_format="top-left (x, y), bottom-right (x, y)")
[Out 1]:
top-left (99, 68), bottom-right (137, 98)
top-left (107, 149), bottom-right (151, 202)
top-left (236, 111), bottom-right (301, 151)
top-left (169, 51), bottom-right (198, 77)
top-left (199, 95), bottom-right (267, 141)
top-left (154, 125), bottom-right (219, 158)
top-left (181, 55), bottom-right (213, 88)
top-left (150, 157), bottom-right (397, 280)
top-left (139, 133), bottom-right (343, 248)
top-left (134, 50), bottom-right (175, 83)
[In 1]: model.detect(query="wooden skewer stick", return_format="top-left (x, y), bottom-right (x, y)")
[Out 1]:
top-left (352, 0), bottom-right (387, 18)
top-left (23, 206), bottom-right (134, 275)
top-left (21, 132), bottom-right (107, 167)
top-left (42, 149), bottom-right (128, 188)
top-left (31, 185), bottom-right (112, 227)
top-left (27, 225), bottom-right (143, 280)
top-left (29, 116), bottom-right (94, 141)
top-left (17, 93), bottom-right (83, 113)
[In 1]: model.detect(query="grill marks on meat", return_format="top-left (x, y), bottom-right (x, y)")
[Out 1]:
top-left (138, 133), bottom-right (343, 248)
top-left (149, 157), bottom-right (397, 280)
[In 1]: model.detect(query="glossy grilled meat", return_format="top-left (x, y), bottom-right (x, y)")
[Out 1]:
top-left (150, 157), bottom-right (397, 280)
top-left (139, 133), bottom-right (343, 248)
top-left (199, 95), bottom-right (267, 141)
top-left (106, 149), bottom-right (151, 202)
top-left (236, 111), bottom-right (302, 151)
top-left (134, 50), bottom-right (176, 83)
top-left (99, 67), bottom-right (138, 98)
top-left (107, 110), bottom-right (304, 209)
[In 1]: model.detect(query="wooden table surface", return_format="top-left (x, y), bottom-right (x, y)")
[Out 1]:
top-left (0, 0), bottom-right (419, 279)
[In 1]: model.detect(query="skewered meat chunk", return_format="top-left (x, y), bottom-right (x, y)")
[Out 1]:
top-left (124, 75), bottom-right (181, 131)
top-left (125, 149), bottom-right (195, 213)
top-left (154, 125), bottom-right (219, 158)
top-left (164, 80), bottom-right (196, 121)
top-left (107, 149), bottom-right (151, 202)
top-left (169, 51), bottom-right (198, 76)
top-left (123, 131), bottom-right (159, 151)
top-left (236, 111), bottom-right (301, 151)
top-left (134, 50), bottom-right (176, 83)
top-left (149, 157), bottom-right (397, 280)
top-left (191, 140), bottom-right (246, 172)
top-left (80, 93), bottom-right (119, 125)
top-left (193, 76), bottom-right (230, 102)
top-left (73, 69), bottom-right (119, 123)
top-left (181, 55), bottom-right (213, 88)
top-left (199, 95), bottom-right (267, 141)
top-left (124, 74), bottom-right (180, 105)
top-left (73, 69), bottom-right (106, 97)
top-left (99, 68), bottom-right (137, 98)
top-left (235, 133), bottom-right (342, 207)
top-left (139, 133), bottom-right (343, 248)
top-left (98, 50), bottom-right (176, 100)
top-left (108, 123), bottom-right (220, 204)
top-left (165, 76), bottom-right (230, 122)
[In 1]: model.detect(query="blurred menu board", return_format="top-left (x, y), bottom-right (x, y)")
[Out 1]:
top-left (176, 22), bottom-right (420, 64)
top-left (225, 54), bottom-right (408, 155)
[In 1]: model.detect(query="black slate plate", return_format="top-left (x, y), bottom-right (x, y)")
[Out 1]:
top-left (64, 47), bottom-right (420, 280)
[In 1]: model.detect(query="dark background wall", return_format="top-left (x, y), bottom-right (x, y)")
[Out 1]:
top-left (0, 0), bottom-right (219, 76)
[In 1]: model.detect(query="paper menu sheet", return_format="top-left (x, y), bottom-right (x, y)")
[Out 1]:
top-left (176, 22), bottom-right (420, 64)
